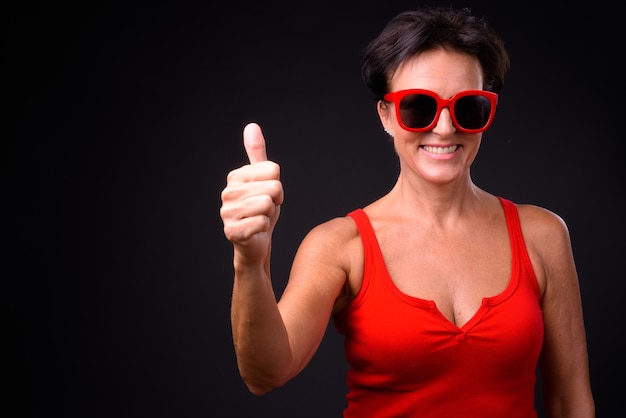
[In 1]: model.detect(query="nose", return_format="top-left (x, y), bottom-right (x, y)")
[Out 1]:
top-left (432, 106), bottom-right (456, 135)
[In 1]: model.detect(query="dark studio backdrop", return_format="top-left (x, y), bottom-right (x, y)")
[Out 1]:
top-left (3, 1), bottom-right (623, 417)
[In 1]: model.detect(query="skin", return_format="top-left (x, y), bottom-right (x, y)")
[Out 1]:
top-left (220, 48), bottom-right (595, 416)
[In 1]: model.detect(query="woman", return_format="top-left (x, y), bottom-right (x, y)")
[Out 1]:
top-left (219, 6), bottom-right (595, 417)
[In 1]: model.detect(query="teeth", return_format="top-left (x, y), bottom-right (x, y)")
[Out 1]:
top-left (422, 145), bottom-right (459, 154)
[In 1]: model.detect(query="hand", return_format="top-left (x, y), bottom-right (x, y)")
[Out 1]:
top-left (220, 123), bottom-right (284, 264)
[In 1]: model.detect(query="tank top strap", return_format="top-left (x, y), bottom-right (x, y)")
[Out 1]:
top-left (497, 197), bottom-right (541, 300)
top-left (347, 209), bottom-right (375, 246)
top-left (344, 208), bottom-right (384, 313)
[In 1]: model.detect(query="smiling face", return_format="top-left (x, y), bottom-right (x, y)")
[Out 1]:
top-left (378, 48), bottom-right (487, 187)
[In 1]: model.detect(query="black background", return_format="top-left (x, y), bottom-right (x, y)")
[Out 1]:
top-left (3, 1), bottom-right (623, 417)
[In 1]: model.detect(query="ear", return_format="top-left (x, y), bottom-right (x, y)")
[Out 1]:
top-left (377, 100), bottom-right (394, 136)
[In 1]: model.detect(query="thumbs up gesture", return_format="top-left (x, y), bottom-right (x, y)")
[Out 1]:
top-left (220, 123), bottom-right (284, 264)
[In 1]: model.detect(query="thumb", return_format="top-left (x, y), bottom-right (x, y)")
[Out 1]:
top-left (243, 122), bottom-right (268, 163)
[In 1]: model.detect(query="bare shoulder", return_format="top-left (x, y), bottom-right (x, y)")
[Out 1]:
top-left (293, 215), bottom-right (360, 264)
top-left (516, 203), bottom-right (571, 245)
top-left (515, 203), bottom-right (575, 295)
top-left (305, 215), bottom-right (360, 243)
top-left (294, 215), bottom-right (363, 313)
top-left (298, 215), bottom-right (363, 277)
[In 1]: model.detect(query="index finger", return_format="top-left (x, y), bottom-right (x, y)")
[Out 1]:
top-left (243, 122), bottom-right (267, 163)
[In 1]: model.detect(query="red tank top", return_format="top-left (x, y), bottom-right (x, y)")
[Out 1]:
top-left (333, 197), bottom-right (543, 417)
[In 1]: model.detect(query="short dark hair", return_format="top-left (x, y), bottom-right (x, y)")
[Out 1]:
top-left (361, 6), bottom-right (510, 101)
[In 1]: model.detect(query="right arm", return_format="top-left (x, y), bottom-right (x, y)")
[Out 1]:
top-left (220, 123), bottom-right (353, 395)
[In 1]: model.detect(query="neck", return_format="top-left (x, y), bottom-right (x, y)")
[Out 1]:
top-left (381, 173), bottom-right (485, 228)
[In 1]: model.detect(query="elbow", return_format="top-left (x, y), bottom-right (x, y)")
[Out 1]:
top-left (240, 370), bottom-right (288, 396)
top-left (245, 382), bottom-right (274, 396)
top-left (234, 350), bottom-right (297, 396)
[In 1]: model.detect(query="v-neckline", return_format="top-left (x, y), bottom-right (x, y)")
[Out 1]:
top-left (357, 197), bottom-right (519, 333)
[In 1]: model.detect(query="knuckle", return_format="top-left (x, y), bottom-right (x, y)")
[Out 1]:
top-left (222, 189), bottom-right (236, 203)
top-left (222, 224), bottom-right (238, 241)
top-left (219, 204), bottom-right (234, 220)
top-left (269, 180), bottom-right (283, 196)
top-left (268, 162), bottom-right (281, 178)
top-left (225, 167), bottom-right (242, 183)
top-left (253, 195), bottom-right (272, 213)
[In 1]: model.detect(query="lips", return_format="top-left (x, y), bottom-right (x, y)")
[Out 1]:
top-left (421, 145), bottom-right (459, 154)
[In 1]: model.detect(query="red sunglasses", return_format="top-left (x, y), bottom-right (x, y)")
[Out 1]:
top-left (383, 89), bottom-right (498, 133)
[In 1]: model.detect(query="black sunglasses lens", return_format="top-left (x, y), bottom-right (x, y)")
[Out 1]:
top-left (454, 95), bottom-right (491, 129)
top-left (399, 94), bottom-right (438, 128)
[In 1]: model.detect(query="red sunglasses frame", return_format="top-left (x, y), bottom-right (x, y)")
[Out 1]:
top-left (383, 89), bottom-right (498, 133)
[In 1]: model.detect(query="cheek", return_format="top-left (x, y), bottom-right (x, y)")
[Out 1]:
top-left (464, 137), bottom-right (482, 164)
top-left (392, 132), bottom-right (419, 156)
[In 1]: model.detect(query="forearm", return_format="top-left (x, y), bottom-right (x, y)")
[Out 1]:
top-left (230, 262), bottom-right (294, 395)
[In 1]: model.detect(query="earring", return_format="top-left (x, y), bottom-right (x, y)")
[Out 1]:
top-left (385, 128), bottom-right (394, 137)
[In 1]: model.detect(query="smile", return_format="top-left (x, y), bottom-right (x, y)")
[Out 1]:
top-left (421, 145), bottom-right (459, 154)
